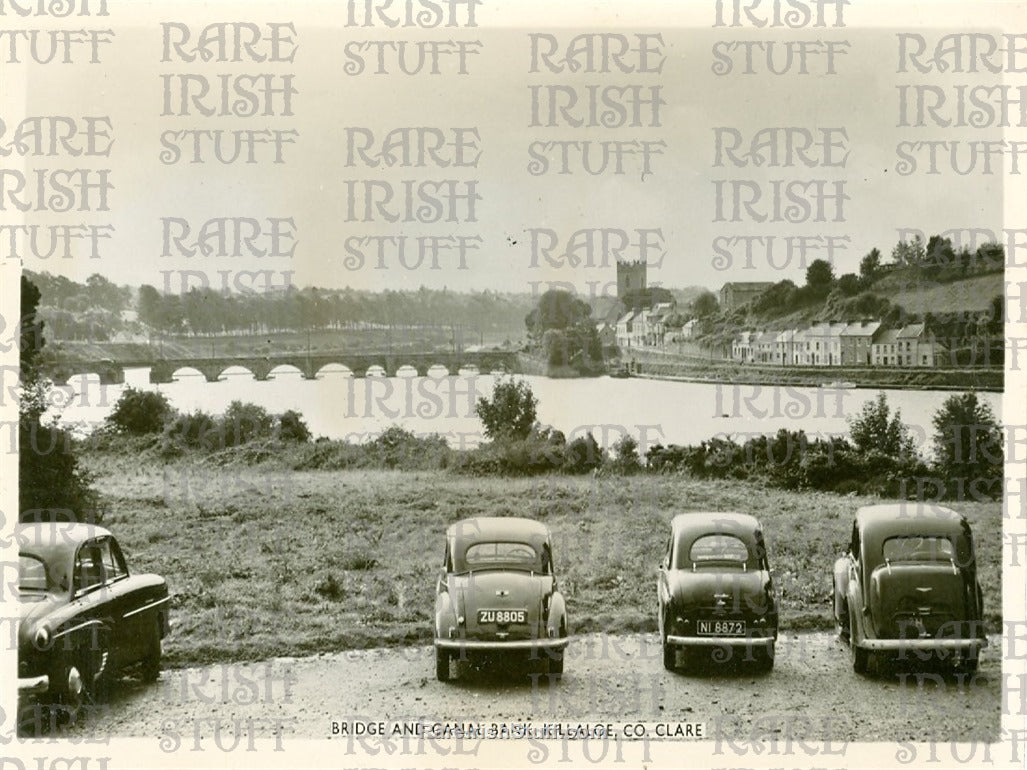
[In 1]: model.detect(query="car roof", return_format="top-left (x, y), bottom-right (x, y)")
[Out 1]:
top-left (855, 503), bottom-right (968, 537)
top-left (16, 522), bottom-right (113, 559)
top-left (670, 512), bottom-right (762, 537)
top-left (446, 516), bottom-right (551, 547)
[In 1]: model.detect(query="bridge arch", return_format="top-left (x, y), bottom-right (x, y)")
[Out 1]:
top-left (314, 363), bottom-right (352, 378)
top-left (218, 365), bottom-right (256, 381)
top-left (171, 366), bottom-right (205, 380)
top-left (268, 364), bottom-right (304, 379)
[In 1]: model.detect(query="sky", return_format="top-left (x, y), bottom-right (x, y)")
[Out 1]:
top-left (2, 0), bottom-right (1015, 297)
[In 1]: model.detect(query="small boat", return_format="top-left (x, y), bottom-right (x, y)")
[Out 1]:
top-left (819, 380), bottom-right (857, 389)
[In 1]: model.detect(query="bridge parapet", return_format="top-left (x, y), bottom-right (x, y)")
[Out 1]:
top-left (51, 351), bottom-right (522, 385)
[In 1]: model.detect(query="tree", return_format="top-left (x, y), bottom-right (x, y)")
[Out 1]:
top-left (805, 259), bottom-right (835, 291)
top-left (622, 286), bottom-right (674, 311)
top-left (691, 291), bottom-right (719, 318)
top-left (848, 393), bottom-right (916, 460)
top-left (891, 236), bottom-right (925, 266)
top-left (19, 276), bottom-right (99, 521)
top-left (475, 377), bottom-right (538, 441)
top-left (107, 388), bottom-right (175, 434)
top-left (836, 273), bottom-right (860, 296)
top-left (859, 248), bottom-right (881, 282)
top-left (524, 289), bottom-right (590, 338)
top-left (931, 393), bottom-right (1003, 494)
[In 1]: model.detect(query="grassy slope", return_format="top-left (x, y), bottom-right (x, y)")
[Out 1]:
top-left (83, 453), bottom-right (1003, 669)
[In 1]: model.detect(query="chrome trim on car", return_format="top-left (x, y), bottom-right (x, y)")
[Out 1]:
top-left (18, 675), bottom-right (49, 694)
top-left (123, 596), bottom-right (170, 619)
top-left (435, 637), bottom-right (570, 651)
top-left (666, 634), bottom-right (774, 647)
top-left (858, 637), bottom-right (986, 652)
top-left (51, 619), bottom-right (106, 642)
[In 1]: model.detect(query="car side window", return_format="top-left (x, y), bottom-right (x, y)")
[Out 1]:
top-left (443, 542), bottom-right (453, 572)
top-left (541, 544), bottom-right (552, 575)
top-left (99, 538), bottom-right (128, 582)
top-left (74, 543), bottom-right (105, 595)
top-left (849, 523), bottom-right (860, 558)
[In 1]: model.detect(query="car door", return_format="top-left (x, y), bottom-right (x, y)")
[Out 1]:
top-left (67, 539), bottom-right (122, 682)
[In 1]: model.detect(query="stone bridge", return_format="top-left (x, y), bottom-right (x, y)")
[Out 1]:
top-left (48, 351), bottom-right (521, 384)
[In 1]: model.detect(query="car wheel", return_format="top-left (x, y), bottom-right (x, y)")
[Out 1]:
top-left (959, 652), bottom-right (979, 674)
top-left (435, 647), bottom-right (451, 682)
top-left (548, 650), bottom-right (564, 678)
top-left (837, 599), bottom-right (850, 641)
top-left (82, 631), bottom-right (112, 704)
top-left (50, 659), bottom-right (84, 724)
top-left (849, 609), bottom-right (869, 675)
top-left (140, 617), bottom-right (163, 683)
top-left (755, 641), bottom-right (775, 672)
top-left (662, 642), bottom-right (676, 671)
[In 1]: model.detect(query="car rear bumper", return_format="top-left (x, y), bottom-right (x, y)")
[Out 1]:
top-left (435, 637), bottom-right (570, 651)
top-left (858, 637), bottom-right (986, 652)
top-left (18, 675), bottom-right (49, 696)
top-left (666, 634), bottom-right (775, 647)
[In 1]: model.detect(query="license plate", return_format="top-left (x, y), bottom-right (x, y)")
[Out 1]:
top-left (478, 609), bottom-right (526, 625)
top-left (697, 619), bottom-right (746, 636)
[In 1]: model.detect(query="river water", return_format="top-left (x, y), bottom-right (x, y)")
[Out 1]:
top-left (46, 367), bottom-right (1003, 457)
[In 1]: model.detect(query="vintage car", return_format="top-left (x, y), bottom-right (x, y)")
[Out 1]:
top-left (17, 523), bottom-right (171, 727)
top-left (657, 512), bottom-right (778, 671)
top-left (833, 504), bottom-right (986, 675)
top-left (434, 516), bottom-right (569, 681)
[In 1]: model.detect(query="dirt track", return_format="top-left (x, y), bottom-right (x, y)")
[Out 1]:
top-left (52, 632), bottom-right (1000, 747)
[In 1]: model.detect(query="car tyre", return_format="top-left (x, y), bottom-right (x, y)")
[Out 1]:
top-left (755, 641), bottom-right (775, 672)
top-left (50, 659), bottom-right (84, 725)
top-left (435, 647), bottom-right (451, 682)
top-left (141, 617), bottom-right (163, 683)
top-left (848, 607), bottom-right (869, 675)
top-left (662, 642), bottom-right (676, 671)
top-left (548, 650), bottom-right (564, 678)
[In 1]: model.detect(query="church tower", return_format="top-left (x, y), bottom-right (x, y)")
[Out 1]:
top-left (616, 260), bottom-right (647, 300)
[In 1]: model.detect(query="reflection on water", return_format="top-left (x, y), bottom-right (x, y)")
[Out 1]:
top-left (48, 368), bottom-right (1003, 454)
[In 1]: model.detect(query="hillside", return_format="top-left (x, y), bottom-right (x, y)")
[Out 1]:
top-left (704, 266), bottom-right (1004, 339)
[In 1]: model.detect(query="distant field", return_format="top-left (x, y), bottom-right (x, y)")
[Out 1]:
top-left (83, 455), bottom-right (1003, 668)
top-left (884, 273), bottom-right (1003, 315)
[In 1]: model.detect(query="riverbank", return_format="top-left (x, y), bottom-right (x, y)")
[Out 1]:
top-left (81, 452), bottom-right (1002, 669)
top-left (622, 349), bottom-right (1003, 392)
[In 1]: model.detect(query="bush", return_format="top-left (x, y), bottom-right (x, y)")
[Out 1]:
top-left (367, 426), bottom-right (451, 470)
top-left (107, 387), bottom-right (175, 434)
top-left (563, 433), bottom-right (604, 474)
top-left (611, 435), bottom-right (641, 474)
top-left (475, 377), bottom-right (538, 441)
top-left (848, 393), bottom-right (915, 460)
top-left (277, 409), bottom-right (311, 443)
top-left (161, 408), bottom-right (221, 453)
top-left (220, 401), bottom-right (273, 447)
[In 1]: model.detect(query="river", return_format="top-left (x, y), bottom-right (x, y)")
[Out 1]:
top-left (45, 367), bottom-right (1003, 457)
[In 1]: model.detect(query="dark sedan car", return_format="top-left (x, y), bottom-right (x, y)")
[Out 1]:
top-left (657, 512), bottom-right (778, 671)
top-left (833, 504), bottom-right (986, 675)
top-left (17, 523), bottom-right (170, 728)
top-left (434, 517), bottom-right (569, 681)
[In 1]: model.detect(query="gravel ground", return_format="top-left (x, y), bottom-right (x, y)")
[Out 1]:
top-left (51, 632), bottom-right (1000, 747)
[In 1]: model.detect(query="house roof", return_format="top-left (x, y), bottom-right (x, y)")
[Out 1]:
top-left (896, 323), bottom-right (926, 338)
top-left (874, 329), bottom-right (900, 344)
top-left (616, 311), bottom-right (637, 325)
top-left (840, 321), bottom-right (882, 337)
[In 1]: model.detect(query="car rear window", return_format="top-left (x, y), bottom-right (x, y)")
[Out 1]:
top-left (19, 555), bottom-right (48, 591)
top-left (686, 534), bottom-right (750, 566)
top-left (883, 536), bottom-right (954, 563)
top-left (464, 542), bottom-right (540, 571)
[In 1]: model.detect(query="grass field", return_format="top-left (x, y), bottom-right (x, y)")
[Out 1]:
top-left (82, 453), bottom-right (1004, 668)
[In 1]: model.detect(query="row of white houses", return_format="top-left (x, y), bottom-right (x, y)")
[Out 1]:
top-left (731, 321), bottom-right (947, 367)
top-left (613, 303), bottom-right (678, 349)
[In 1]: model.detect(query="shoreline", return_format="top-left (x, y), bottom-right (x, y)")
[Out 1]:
top-left (625, 370), bottom-right (1004, 393)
